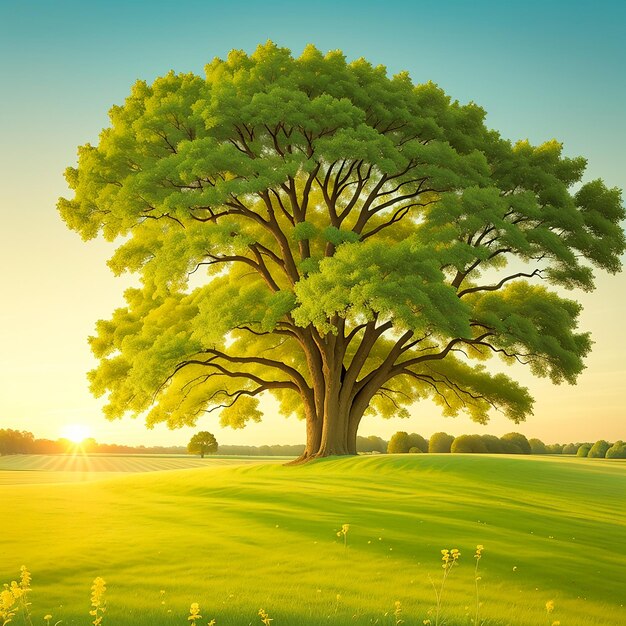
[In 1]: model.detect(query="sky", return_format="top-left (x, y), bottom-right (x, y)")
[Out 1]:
top-left (0, 0), bottom-right (624, 447)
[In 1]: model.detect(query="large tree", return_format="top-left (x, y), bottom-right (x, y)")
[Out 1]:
top-left (59, 43), bottom-right (624, 463)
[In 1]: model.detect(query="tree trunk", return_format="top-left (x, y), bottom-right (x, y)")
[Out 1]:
top-left (286, 410), bottom-right (323, 465)
top-left (316, 408), bottom-right (350, 456)
top-left (346, 412), bottom-right (362, 456)
top-left (288, 329), bottom-right (367, 463)
top-left (289, 401), bottom-right (366, 463)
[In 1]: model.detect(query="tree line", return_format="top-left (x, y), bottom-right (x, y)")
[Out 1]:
top-left (0, 428), bottom-right (309, 457)
top-left (0, 429), bottom-right (187, 456)
top-left (383, 431), bottom-right (626, 458)
top-left (2, 427), bottom-right (623, 459)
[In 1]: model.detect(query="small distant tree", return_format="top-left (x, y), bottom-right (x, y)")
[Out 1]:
top-left (481, 434), bottom-right (504, 454)
top-left (562, 443), bottom-right (578, 455)
top-left (356, 435), bottom-right (387, 453)
top-left (356, 435), bottom-right (374, 453)
top-left (500, 432), bottom-right (531, 455)
top-left (387, 431), bottom-right (411, 454)
top-left (407, 433), bottom-right (428, 453)
top-left (429, 432), bottom-right (454, 453)
top-left (529, 438), bottom-right (548, 454)
top-left (576, 443), bottom-right (591, 457)
top-left (367, 435), bottom-right (388, 454)
top-left (82, 437), bottom-right (98, 452)
top-left (451, 434), bottom-right (488, 454)
top-left (187, 431), bottom-right (218, 458)
top-left (587, 439), bottom-right (611, 458)
top-left (32, 438), bottom-right (65, 454)
top-left (606, 441), bottom-right (626, 459)
top-left (499, 439), bottom-right (522, 454)
top-left (0, 429), bottom-right (35, 455)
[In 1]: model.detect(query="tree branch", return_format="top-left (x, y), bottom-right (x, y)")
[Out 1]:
top-left (457, 269), bottom-right (543, 297)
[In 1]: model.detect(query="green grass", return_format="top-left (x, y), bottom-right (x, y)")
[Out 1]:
top-left (1, 454), bottom-right (625, 625)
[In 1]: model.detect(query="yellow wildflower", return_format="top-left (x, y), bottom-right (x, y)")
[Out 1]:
top-left (188, 602), bottom-right (202, 623)
top-left (1, 586), bottom-right (17, 625)
top-left (393, 600), bottom-right (403, 625)
top-left (337, 524), bottom-right (350, 547)
top-left (90, 577), bottom-right (106, 626)
top-left (546, 600), bottom-right (555, 613)
top-left (337, 524), bottom-right (350, 536)
top-left (441, 547), bottom-right (460, 568)
top-left (9, 581), bottom-right (22, 600)
top-left (19, 567), bottom-right (31, 591)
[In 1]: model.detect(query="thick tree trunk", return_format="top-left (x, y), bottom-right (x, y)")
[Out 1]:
top-left (317, 409), bottom-right (350, 456)
top-left (288, 409), bottom-right (351, 463)
top-left (289, 400), bottom-right (367, 463)
top-left (288, 328), bottom-right (368, 464)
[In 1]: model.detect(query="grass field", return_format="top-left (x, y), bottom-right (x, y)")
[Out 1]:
top-left (1, 454), bottom-right (625, 626)
top-left (0, 453), bottom-right (283, 484)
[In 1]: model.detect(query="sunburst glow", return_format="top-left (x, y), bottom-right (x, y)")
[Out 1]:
top-left (60, 424), bottom-right (91, 444)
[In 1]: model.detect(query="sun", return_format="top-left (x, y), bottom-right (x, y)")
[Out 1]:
top-left (60, 423), bottom-right (92, 444)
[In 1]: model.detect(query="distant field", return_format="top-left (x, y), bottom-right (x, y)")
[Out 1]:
top-left (0, 453), bottom-right (283, 484)
top-left (1, 454), bottom-right (624, 626)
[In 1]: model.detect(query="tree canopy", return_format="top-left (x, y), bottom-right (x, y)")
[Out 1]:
top-left (187, 431), bottom-right (218, 458)
top-left (59, 42), bottom-right (625, 462)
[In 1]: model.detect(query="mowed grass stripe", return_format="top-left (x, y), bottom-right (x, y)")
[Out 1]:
top-left (0, 454), bottom-right (282, 481)
top-left (1, 455), bottom-right (624, 626)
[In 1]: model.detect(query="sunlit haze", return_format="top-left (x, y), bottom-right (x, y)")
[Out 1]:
top-left (0, 0), bottom-right (624, 448)
top-left (60, 424), bottom-right (92, 444)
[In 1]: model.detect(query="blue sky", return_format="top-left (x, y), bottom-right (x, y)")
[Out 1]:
top-left (0, 1), bottom-right (624, 446)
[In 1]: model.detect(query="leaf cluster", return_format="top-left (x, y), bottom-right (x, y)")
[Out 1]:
top-left (58, 42), bottom-right (625, 432)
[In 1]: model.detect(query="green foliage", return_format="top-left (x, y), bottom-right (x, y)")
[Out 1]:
top-left (605, 441), bottom-right (626, 459)
top-left (58, 42), bottom-right (625, 454)
top-left (356, 435), bottom-right (387, 453)
top-left (428, 432), bottom-right (454, 453)
top-left (528, 438), bottom-right (548, 454)
top-left (187, 431), bottom-right (218, 457)
top-left (407, 433), bottom-right (428, 453)
top-left (480, 434), bottom-right (505, 454)
top-left (408, 446), bottom-right (423, 453)
top-left (387, 431), bottom-right (410, 454)
top-left (587, 439), bottom-right (611, 458)
top-left (356, 436), bottom-right (373, 453)
top-left (367, 435), bottom-right (387, 453)
top-left (562, 443), bottom-right (578, 455)
top-left (450, 434), bottom-right (488, 453)
top-left (0, 429), bottom-right (35, 455)
top-left (576, 444), bottom-right (591, 457)
top-left (545, 443), bottom-right (563, 454)
top-left (500, 432), bottom-right (531, 455)
top-left (386, 432), bottom-right (427, 454)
